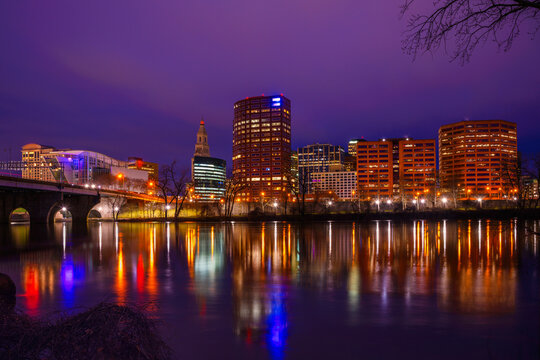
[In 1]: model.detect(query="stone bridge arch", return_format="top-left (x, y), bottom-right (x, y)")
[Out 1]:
top-left (0, 190), bottom-right (99, 224)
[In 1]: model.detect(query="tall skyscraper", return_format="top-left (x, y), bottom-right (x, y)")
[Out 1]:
top-left (439, 120), bottom-right (517, 199)
top-left (233, 95), bottom-right (291, 201)
top-left (191, 120), bottom-right (226, 202)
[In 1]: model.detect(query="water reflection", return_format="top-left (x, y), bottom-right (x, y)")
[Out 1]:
top-left (0, 219), bottom-right (538, 358)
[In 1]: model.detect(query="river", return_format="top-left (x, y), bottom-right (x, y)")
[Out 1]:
top-left (0, 219), bottom-right (538, 359)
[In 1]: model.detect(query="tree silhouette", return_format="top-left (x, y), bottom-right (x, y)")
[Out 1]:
top-left (402, 0), bottom-right (540, 63)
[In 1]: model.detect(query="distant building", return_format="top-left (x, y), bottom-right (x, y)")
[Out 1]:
top-left (347, 139), bottom-right (365, 157)
top-left (21, 143), bottom-right (149, 186)
top-left (343, 153), bottom-right (357, 172)
top-left (439, 120), bottom-right (517, 199)
top-left (356, 138), bottom-right (436, 200)
top-left (398, 139), bottom-right (436, 197)
top-left (232, 95), bottom-right (292, 201)
top-left (523, 176), bottom-right (539, 200)
top-left (194, 118), bottom-right (211, 157)
top-left (191, 120), bottom-right (226, 201)
top-left (290, 151), bottom-right (299, 192)
top-left (192, 156), bottom-right (226, 202)
top-left (21, 144), bottom-right (57, 182)
top-left (297, 143), bottom-right (345, 193)
top-left (311, 171), bottom-right (357, 200)
top-left (356, 140), bottom-right (393, 199)
top-left (128, 157), bottom-right (159, 181)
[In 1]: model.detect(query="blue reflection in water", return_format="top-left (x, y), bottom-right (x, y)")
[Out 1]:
top-left (266, 287), bottom-right (287, 360)
top-left (60, 255), bottom-right (85, 309)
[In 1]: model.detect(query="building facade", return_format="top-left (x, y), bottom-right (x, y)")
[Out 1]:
top-left (439, 120), bottom-right (517, 199)
top-left (194, 118), bottom-right (211, 157)
top-left (128, 157), bottom-right (159, 181)
top-left (398, 139), bottom-right (436, 196)
top-left (232, 95), bottom-right (292, 201)
top-left (356, 141), bottom-right (393, 199)
top-left (192, 156), bottom-right (227, 202)
top-left (290, 151), bottom-right (299, 193)
top-left (21, 143), bottom-right (149, 186)
top-left (347, 139), bottom-right (365, 157)
top-left (297, 143), bottom-right (345, 193)
top-left (311, 171), bottom-right (357, 200)
top-left (21, 144), bottom-right (57, 182)
top-left (191, 120), bottom-right (226, 201)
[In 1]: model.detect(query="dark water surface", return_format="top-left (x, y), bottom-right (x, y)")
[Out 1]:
top-left (0, 219), bottom-right (539, 359)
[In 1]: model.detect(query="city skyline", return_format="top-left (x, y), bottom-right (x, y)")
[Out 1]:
top-left (1, 2), bottom-right (539, 168)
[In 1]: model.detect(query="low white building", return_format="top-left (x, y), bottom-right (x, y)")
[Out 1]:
top-left (311, 171), bottom-right (357, 200)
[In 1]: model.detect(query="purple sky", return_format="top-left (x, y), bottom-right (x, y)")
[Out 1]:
top-left (1, 1), bottom-right (539, 168)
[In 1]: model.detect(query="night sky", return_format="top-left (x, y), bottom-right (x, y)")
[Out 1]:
top-left (1, 1), bottom-right (539, 169)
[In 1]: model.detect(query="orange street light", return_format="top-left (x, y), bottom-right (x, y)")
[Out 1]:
top-left (261, 191), bottom-right (265, 196)
top-left (117, 173), bottom-right (124, 179)
top-left (148, 181), bottom-right (154, 187)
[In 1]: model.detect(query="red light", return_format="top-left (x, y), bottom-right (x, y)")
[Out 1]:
top-left (280, 93), bottom-right (283, 96)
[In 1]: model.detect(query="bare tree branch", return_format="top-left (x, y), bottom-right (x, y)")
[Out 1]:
top-left (402, 0), bottom-right (540, 63)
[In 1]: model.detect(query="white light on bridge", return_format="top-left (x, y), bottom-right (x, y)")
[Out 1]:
top-left (61, 207), bottom-right (67, 212)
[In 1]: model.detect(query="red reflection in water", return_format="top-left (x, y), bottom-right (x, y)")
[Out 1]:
top-left (24, 266), bottom-right (40, 314)
top-left (137, 254), bottom-right (145, 294)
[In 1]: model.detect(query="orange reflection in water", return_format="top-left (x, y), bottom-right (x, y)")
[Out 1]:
top-left (116, 240), bottom-right (126, 303)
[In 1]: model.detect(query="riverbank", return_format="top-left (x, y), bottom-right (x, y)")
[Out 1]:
top-left (102, 208), bottom-right (540, 223)
top-left (0, 302), bottom-right (170, 360)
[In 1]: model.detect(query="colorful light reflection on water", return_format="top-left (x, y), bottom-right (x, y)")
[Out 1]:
top-left (0, 219), bottom-right (538, 359)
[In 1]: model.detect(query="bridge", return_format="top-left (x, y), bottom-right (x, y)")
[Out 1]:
top-left (0, 176), bottom-right (162, 224)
